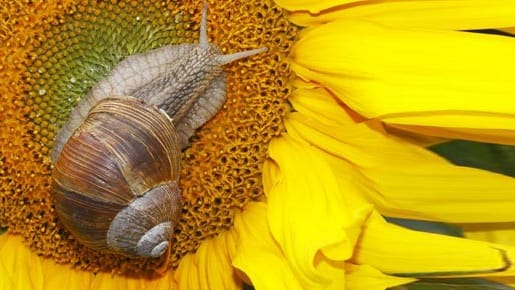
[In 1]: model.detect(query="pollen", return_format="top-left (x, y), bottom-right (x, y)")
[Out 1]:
top-left (0, 0), bottom-right (297, 274)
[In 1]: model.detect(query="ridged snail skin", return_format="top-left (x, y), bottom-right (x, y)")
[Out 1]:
top-left (50, 1), bottom-right (266, 258)
top-left (51, 2), bottom-right (267, 161)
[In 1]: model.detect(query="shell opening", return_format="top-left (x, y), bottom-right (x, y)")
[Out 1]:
top-left (152, 241), bottom-right (170, 258)
top-left (136, 222), bottom-right (172, 258)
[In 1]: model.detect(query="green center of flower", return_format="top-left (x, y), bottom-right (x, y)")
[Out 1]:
top-left (1, 0), bottom-right (297, 274)
top-left (26, 1), bottom-right (196, 149)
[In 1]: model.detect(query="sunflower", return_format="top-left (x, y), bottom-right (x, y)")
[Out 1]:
top-left (2, 0), bottom-right (515, 289)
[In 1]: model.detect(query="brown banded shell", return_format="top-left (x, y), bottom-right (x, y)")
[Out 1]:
top-left (52, 96), bottom-right (182, 258)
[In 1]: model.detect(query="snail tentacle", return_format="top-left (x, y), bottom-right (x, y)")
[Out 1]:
top-left (215, 47), bottom-right (268, 65)
top-left (199, 1), bottom-right (209, 47)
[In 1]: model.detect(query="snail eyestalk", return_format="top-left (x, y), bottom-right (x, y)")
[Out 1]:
top-left (200, 0), bottom-right (209, 47)
top-left (216, 47), bottom-right (268, 65)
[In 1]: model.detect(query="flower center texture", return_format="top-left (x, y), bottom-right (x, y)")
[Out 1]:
top-left (0, 0), bottom-right (297, 274)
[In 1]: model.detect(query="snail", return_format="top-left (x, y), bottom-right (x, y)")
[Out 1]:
top-left (50, 1), bottom-right (266, 258)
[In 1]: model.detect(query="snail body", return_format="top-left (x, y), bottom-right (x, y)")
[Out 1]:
top-left (51, 3), bottom-right (267, 161)
top-left (51, 2), bottom-right (266, 258)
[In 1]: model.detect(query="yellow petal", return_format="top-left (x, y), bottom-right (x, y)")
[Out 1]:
top-left (345, 264), bottom-right (414, 290)
top-left (264, 134), bottom-right (373, 288)
top-left (43, 263), bottom-right (91, 290)
top-left (285, 112), bottom-right (515, 223)
top-left (289, 83), bottom-right (448, 146)
top-left (389, 124), bottom-right (515, 146)
top-left (503, 27), bottom-right (515, 35)
top-left (273, 0), bottom-right (359, 14)
top-left (233, 201), bottom-right (399, 290)
top-left (175, 228), bottom-right (241, 290)
top-left (0, 233), bottom-right (46, 290)
top-left (232, 202), bottom-right (305, 290)
top-left (490, 277), bottom-right (515, 289)
top-left (285, 0), bottom-right (515, 30)
top-left (289, 85), bottom-right (361, 127)
top-left (463, 223), bottom-right (515, 246)
top-left (91, 272), bottom-right (177, 290)
top-left (383, 125), bottom-right (449, 147)
top-left (0, 233), bottom-right (178, 290)
top-left (312, 253), bottom-right (415, 290)
top-left (353, 212), bottom-right (515, 276)
top-left (292, 19), bottom-right (515, 144)
top-left (312, 252), bottom-right (346, 290)
top-left (0, 260), bottom-right (14, 290)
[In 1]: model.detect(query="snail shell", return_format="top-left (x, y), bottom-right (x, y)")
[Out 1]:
top-left (52, 97), bottom-right (181, 258)
top-left (50, 1), bottom-right (266, 258)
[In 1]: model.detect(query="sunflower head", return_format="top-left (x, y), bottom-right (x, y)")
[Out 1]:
top-left (0, 0), bottom-right (297, 274)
